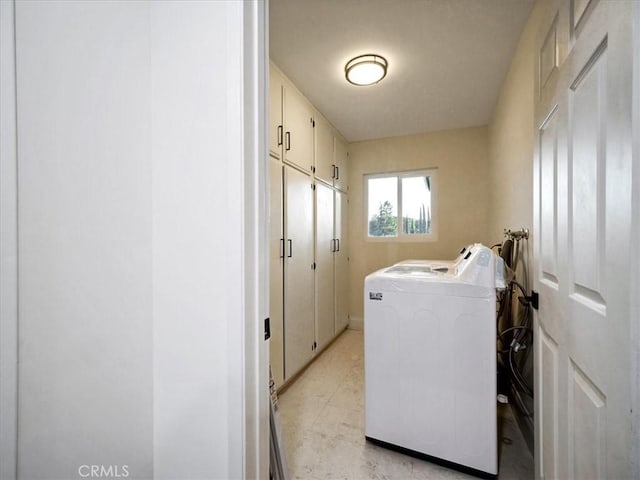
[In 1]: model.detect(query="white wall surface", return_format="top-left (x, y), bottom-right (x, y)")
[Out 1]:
top-left (150, 2), bottom-right (245, 478)
top-left (5, 1), bottom-right (259, 478)
top-left (1, 1), bottom-right (18, 478)
top-left (631, 3), bottom-right (640, 477)
top-left (15, 2), bottom-right (153, 477)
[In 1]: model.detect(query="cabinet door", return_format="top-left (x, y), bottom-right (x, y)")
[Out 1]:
top-left (315, 182), bottom-right (335, 351)
top-left (314, 115), bottom-right (335, 185)
top-left (284, 166), bottom-right (315, 379)
top-left (283, 86), bottom-right (313, 173)
top-left (334, 191), bottom-right (349, 332)
top-left (269, 158), bottom-right (284, 387)
top-left (269, 67), bottom-right (283, 159)
top-left (334, 137), bottom-right (349, 193)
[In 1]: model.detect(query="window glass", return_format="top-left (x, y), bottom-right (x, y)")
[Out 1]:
top-left (401, 176), bottom-right (431, 234)
top-left (367, 177), bottom-right (398, 237)
top-left (364, 169), bottom-right (437, 241)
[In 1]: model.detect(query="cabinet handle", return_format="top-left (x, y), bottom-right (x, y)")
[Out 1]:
top-left (277, 125), bottom-right (283, 146)
top-left (336, 166), bottom-right (340, 180)
top-left (287, 239), bottom-right (293, 257)
top-left (280, 238), bottom-right (285, 258)
top-left (336, 238), bottom-right (340, 252)
top-left (331, 239), bottom-right (335, 252)
top-left (332, 164), bottom-right (336, 179)
top-left (285, 131), bottom-right (291, 151)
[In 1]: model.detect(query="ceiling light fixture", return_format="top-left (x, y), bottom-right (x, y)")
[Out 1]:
top-left (345, 54), bottom-right (388, 86)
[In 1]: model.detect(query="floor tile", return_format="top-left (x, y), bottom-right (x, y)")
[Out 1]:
top-left (278, 329), bottom-right (534, 480)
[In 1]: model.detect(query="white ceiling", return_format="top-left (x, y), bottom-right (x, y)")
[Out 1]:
top-left (270, 0), bottom-right (534, 142)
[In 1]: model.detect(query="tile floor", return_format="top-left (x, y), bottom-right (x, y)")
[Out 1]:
top-left (277, 329), bottom-right (534, 480)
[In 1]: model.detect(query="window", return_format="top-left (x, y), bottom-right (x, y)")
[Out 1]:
top-left (365, 169), bottom-right (437, 241)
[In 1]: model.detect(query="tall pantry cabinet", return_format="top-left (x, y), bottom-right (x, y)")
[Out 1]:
top-left (269, 63), bottom-right (349, 387)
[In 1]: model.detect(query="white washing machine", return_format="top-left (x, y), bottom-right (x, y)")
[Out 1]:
top-left (364, 244), bottom-right (504, 477)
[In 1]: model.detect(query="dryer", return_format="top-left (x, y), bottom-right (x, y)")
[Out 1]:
top-left (364, 244), bottom-right (504, 477)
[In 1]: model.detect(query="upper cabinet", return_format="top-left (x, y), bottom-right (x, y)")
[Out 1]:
top-left (269, 66), bottom-right (283, 159)
top-left (270, 64), bottom-right (314, 174)
top-left (314, 111), bottom-right (349, 193)
top-left (314, 114), bottom-right (335, 185)
top-left (334, 136), bottom-right (349, 193)
top-left (283, 87), bottom-right (314, 173)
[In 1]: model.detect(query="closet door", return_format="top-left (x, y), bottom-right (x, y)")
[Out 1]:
top-left (283, 165), bottom-right (315, 379)
top-left (314, 114), bottom-right (335, 185)
top-left (283, 86), bottom-right (313, 174)
top-left (334, 191), bottom-right (349, 332)
top-left (269, 65), bottom-right (283, 159)
top-left (269, 157), bottom-right (284, 387)
top-left (315, 182), bottom-right (335, 351)
top-left (334, 136), bottom-right (349, 193)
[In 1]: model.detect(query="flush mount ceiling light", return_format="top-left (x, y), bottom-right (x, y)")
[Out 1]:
top-left (345, 54), bottom-right (388, 86)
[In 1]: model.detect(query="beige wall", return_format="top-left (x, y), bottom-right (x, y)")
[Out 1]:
top-left (347, 126), bottom-right (490, 325)
top-left (484, 0), bottom-right (545, 448)
top-left (487, 0), bottom-right (545, 270)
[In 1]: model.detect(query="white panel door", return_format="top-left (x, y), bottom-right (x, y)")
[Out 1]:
top-left (284, 165), bottom-right (315, 379)
top-left (315, 182), bottom-right (335, 351)
top-left (334, 191), bottom-right (349, 332)
top-left (314, 114), bottom-right (335, 186)
top-left (283, 86), bottom-right (314, 174)
top-left (269, 157), bottom-right (284, 387)
top-left (533, 1), bottom-right (634, 478)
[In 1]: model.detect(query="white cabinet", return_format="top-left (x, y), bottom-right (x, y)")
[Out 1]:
top-left (315, 182), bottom-right (336, 351)
top-left (269, 157), bottom-right (285, 386)
top-left (314, 114), bottom-right (335, 185)
top-left (284, 87), bottom-right (314, 173)
top-left (315, 184), bottom-right (349, 349)
top-left (269, 62), bottom-right (350, 386)
top-left (269, 66), bottom-right (283, 159)
top-left (334, 136), bottom-right (349, 193)
top-left (334, 191), bottom-right (349, 331)
top-left (314, 112), bottom-right (349, 193)
top-left (270, 64), bottom-right (314, 174)
top-left (283, 165), bottom-right (315, 379)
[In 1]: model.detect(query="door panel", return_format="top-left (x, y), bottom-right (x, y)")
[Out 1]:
top-left (334, 191), bottom-right (349, 332)
top-left (569, 40), bottom-right (606, 301)
top-left (283, 86), bottom-right (313, 173)
top-left (315, 114), bottom-right (335, 185)
top-left (534, 1), bottom-right (633, 479)
top-left (334, 136), bottom-right (349, 193)
top-left (568, 360), bottom-right (605, 480)
top-left (269, 66), bottom-right (282, 160)
top-left (269, 157), bottom-right (284, 387)
top-left (284, 165), bottom-right (314, 379)
top-left (538, 326), bottom-right (559, 479)
top-left (315, 183), bottom-right (334, 350)
top-left (539, 106), bottom-right (559, 286)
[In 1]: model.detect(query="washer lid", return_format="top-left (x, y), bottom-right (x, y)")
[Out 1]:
top-left (364, 244), bottom-right (504, 298)
top-left (365, 269), bottom-right (495, 298)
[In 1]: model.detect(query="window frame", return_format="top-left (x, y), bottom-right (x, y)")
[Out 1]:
top-left (363, 168), bottom-right (438, 242)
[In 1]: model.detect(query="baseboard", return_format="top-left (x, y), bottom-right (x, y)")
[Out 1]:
top-left (348, 315), bottom-right (363, 330)
top-left (277, 326), bottom-right (348, 395)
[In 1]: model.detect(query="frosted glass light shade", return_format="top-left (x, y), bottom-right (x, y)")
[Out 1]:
top-left (345, 54), bottom-right (388, 86)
